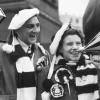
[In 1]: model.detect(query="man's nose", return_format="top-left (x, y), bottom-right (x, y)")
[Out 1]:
top-left (33, 26), bottom-right (40, 32)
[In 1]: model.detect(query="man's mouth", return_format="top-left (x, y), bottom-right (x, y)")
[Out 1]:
top-left (29, 33), bottom-right (38, 38)
top-left (30, 35), bottom-right (36, 38)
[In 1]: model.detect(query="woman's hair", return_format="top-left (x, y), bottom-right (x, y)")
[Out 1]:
top-left (56, 28), bottom-right (85, 56)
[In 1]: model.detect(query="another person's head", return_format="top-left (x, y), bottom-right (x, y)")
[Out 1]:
top-left (58, 28), bottom-right (85, 62)
top-left (50, 23), bottom-right (85, 62)
top-left (8, 8), bottom-right (40, 45)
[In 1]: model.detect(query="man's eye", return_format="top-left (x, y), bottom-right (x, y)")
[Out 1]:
top-left (26, 24), bottom-right (34, 28)
top-left (36, 23), bottom-right (40, 27)
top-left (26, 23), bottom-right (40, 28)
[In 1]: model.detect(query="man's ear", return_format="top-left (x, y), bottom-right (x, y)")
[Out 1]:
top-left (59, 48), bottom-right (62, 53)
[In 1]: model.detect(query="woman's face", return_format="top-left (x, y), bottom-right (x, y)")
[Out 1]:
top-left (60, 34), bottom-right (82, 62)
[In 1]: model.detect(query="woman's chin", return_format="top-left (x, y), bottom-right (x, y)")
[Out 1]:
top-left (70, 57), bottom-right (80, 62)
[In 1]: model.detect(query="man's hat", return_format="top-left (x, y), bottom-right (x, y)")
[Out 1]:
top-left (8, 8), bottom-right (39, 30)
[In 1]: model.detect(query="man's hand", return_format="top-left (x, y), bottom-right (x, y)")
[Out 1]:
top-left (36, 56), bottom-right (46, 71)
top-left (89, 54), bottom-right (100, 69)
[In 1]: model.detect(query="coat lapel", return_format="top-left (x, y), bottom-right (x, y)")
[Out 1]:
top-left (33, 44), bottom-right (44, 70)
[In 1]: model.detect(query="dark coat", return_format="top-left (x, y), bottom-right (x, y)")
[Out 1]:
top-left (41, 57), bottom-right (100, 100)
top-left (0, 42), bottom-right (50, 100)
top-left (50, 65), bottom-right (78, 100)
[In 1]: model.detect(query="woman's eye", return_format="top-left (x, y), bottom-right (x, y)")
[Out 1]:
top-left (66, 42), bottom-right (73, 46)
top-left (76, 42), bottom-right (82, 45)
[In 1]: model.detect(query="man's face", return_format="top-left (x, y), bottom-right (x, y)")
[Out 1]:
top-left (61, 35), bottom-right (82, 62)
top-left (17, 16), bottom-right (40, 45)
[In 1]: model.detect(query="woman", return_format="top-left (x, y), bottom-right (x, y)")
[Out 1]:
top-left (41, 23), bottom-right (100, 100)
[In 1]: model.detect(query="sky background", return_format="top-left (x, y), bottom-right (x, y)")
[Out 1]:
top-left (58, 0), bottom-right (89, 17)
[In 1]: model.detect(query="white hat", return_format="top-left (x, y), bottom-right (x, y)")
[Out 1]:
top-left (8, 8), bottom-right (39, 30)
top-left (49, 23), bottom-right (69, 55)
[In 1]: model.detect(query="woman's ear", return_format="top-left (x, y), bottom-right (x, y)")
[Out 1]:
top-left (56, 46), bottom-right (63, 56)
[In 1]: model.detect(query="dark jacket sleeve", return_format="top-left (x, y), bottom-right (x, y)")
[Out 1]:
top-left (36, 65), bottom-right (50, 100)
top-left (0, 43), bottom-right (5, 94)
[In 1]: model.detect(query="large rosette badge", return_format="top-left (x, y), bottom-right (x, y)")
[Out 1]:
top-left (55, 67), bottom-right (74, 95)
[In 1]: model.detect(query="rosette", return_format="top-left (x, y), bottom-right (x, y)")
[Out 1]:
top-left (55, 67), bottom-right (74, 95)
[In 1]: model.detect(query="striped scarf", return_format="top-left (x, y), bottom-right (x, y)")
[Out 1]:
top-left (76, 63), bottom-right (100, 100)
top-left (2, 32), bottom-right (50, 100)
top-left (9, 37), bottom-right (36, 100)
top-left (56, 55), bottom-right (100, 100)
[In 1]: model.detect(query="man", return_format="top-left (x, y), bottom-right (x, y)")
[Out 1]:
top-left (0, 8), bottom-right (50, 100)
top-left (83, 0), bottom-right (100, 94)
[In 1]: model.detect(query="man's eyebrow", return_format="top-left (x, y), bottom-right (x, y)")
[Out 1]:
top-left (27, 22), bottom-right (40, 25)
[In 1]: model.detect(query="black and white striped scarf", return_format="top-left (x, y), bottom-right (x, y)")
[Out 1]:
top-left (56, 55), bottom-right (100, 100)
top-left (9, 37), bottom-right (36, 100)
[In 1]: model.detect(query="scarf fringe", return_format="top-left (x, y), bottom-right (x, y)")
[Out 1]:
top-left (17, 87), bottom-right (36, 100)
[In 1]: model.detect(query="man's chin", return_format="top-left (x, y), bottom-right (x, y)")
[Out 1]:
top-left (29, 40), bottom-right (37, 45)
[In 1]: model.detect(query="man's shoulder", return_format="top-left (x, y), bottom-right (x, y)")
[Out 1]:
top-left (0, 43), bottom-right (5, 62)
top-left (36, 43), bottom-right (49, 55)
top-left (85, 60), bottom-right (96, 69)
top-left (0, 42), bottom-right (5, 51)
